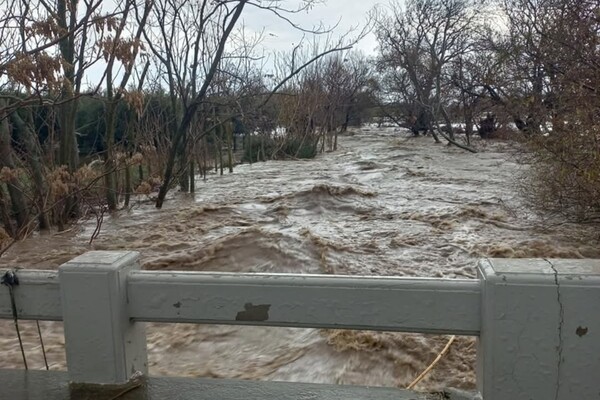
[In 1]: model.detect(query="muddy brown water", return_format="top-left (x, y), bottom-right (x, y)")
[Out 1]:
top-left (1, 127), bottom-right (598, 391)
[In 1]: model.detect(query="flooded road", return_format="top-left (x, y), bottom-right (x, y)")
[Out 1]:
top-left (1, 127), bottom-right (598, 391)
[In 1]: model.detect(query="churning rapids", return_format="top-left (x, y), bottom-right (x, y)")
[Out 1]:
top-left (1, 127), bottom-right (599, 391)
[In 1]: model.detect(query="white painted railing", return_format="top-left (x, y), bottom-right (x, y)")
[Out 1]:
top-left (1, 251), bottom-right (599, 399)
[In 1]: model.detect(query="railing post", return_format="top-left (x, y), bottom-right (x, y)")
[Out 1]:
top-left (477, 258), bottom-right (600, 399)
top-left (59, 251), bottom-right (148, 385)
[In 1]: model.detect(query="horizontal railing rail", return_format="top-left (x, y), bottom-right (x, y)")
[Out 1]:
top-left (0, 270), bottom-right (62, 321)
top-left (1, 251), bottom-right (599, 400)
top-left (129, 271), bottom-right (482, 334)
top-left (0, 271), bottom-right (481, 335)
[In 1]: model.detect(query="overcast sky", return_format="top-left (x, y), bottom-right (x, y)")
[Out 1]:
top-left (82, 0), bottom-right (382, 89)
top-left (240, 0), bottom-right (381, 56)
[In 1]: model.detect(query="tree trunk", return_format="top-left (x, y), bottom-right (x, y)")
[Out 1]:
top-left (333, 130), bottom-right (339, 151)
top-left (213, 129), bottom-right (219, 173)
top-left (0, 184), bottom-right (15, 237)
top-left (189, 161), bottom-right (195, 193)
top-left (219, 130), bottom-right (224, 176)
top-left (465, 114), bottom-right (473, 146)
top-left (226, 122), bottom-right (233, 173)
top-left (178, 128), bottom-right (189, 192)
top-left (341, 108), bottom-right (350, 132)
top-left (57, 98), bottom-right (80, 224)
top-left (104, 101), bottom-right (118, 210)
top-left (57, 0), bottom-right (80, 173)
top-left (138, 164), bottom-right (144, 184)
top-left (203, 138), bottom-right (208, 180)
top-left (124, 163), bottom-right (132, 207)
top-left (11, 110), bottom-right (50, 229)
top-left (46, 110), bottom-right (57, 168)
top-left (247, 135), bottom-right (253, 165)
top-left (179, 163), bottom-right (190, 192)
top-left (58, 101), bottom-right (80, 170)
top-left (0, 105), bottom-right (28, 232)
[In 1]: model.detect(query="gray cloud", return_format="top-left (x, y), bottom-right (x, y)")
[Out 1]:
top-left (240, 0), bottom-right (380, 55)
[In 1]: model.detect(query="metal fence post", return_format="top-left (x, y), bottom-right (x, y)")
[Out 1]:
top-left (477, 258), bottom-right (600, 399)
top-left (59, 251), bottom-right (148, 384)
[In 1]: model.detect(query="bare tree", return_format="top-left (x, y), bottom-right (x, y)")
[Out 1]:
top-left (143, 0), bottom-right (251, 208)
top-left (145, 0), bottom-right (371, 207)
top-left (101, 0), bottom-right (153, 210)
top-left (376, 0), bottom-right (481, 151)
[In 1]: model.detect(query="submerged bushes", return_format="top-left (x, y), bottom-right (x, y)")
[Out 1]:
top-left (242, 136), bottom-right (318, 163)
top-left (523, 125), bottom-right (600, 222)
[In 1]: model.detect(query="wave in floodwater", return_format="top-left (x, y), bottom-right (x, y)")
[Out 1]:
top-left (1, 127), bottom-right (599, 391)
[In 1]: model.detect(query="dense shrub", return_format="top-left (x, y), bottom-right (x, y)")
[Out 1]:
top-left (523, 125), bottom-right (600, 222)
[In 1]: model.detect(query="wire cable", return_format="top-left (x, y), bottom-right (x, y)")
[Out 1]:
top-left (1, 270), bottom-right (28, 370)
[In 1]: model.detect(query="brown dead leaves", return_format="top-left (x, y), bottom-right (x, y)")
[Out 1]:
top-left (4, 52), bottom-right (62, 91)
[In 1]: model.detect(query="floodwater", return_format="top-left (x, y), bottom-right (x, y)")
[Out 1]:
top-left (1, 127), bottom-right (598, 391)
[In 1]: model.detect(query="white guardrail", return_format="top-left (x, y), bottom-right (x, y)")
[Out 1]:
top-left (1, 251), bottom-right (599, 399)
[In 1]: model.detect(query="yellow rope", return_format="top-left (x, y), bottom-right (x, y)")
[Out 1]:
top-left (407, 335), bottom-right (456, 390)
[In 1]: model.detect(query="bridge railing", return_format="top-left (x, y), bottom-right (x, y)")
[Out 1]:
top-left (1, 251), bottom-right (599, 399)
